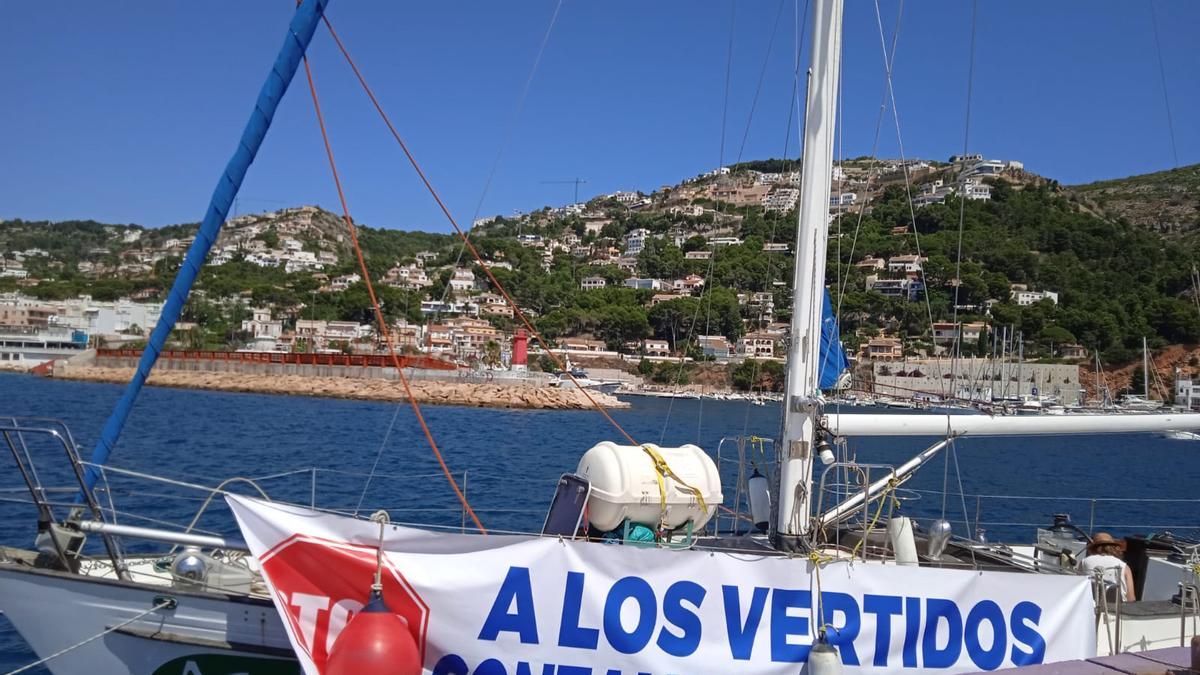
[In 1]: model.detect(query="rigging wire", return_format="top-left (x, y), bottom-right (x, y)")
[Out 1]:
top-left (872, 0), bottom-right (952, 400)
top-left (833, 0), bottom-right (899, 310)
top-left (734, 0), bottom-right (790, 166)
top-left (831, 0), bottom-right (907, 428)
top-left (949, 0), bottom-right (979, 392)
top-left (741, 0), bottom-right (811, 440)
top-left (354, 399), bottom-right (405, 516)
top-left (430, 0), bottom-right (565, 325)
top-left (657, 211), bottom-right (724, 442)
top-left (321, 18), bottom-right (639, 446)
top-left (828, 0), bottom-right (846, 399)
top-left (1192, 264), bottom-right (1200, 316)
top-left (1148, 0), bottom-right (1180, 168)
top-left (718, 1), bottom-right (737, 179)
top-left (355, 1), bottom-right (564, 503)
top-left (300, 55), bottom-right (487, 534)
top-left (659, 0), bottom-right (738, 444)
top-left (693, 1), bottom-right (738, 438)
top-left (948, 439), bottom-right (977, 566)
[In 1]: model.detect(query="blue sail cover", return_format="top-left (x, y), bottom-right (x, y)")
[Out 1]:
top-left (819, 288), bottom-right (850, 389)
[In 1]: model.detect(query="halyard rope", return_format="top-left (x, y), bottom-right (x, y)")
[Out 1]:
top-left (300, 53), bottom-right (487, 533)
top-left (321, 17), bottom-right (639, 447)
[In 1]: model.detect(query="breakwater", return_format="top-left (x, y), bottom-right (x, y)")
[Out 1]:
top-left (50, 366), bottom-right (629, 410)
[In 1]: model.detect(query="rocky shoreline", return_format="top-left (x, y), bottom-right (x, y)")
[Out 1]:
top-left (50, 366), bottom-right (630, 411)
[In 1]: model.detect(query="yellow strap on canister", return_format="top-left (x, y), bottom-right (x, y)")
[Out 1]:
top-left (641, 445), bottom-right (708, 517)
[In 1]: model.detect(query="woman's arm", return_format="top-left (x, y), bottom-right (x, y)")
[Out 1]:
top-left (1123, 564), bottom-right (1136, 601)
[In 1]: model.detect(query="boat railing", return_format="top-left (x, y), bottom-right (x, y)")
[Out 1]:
top-left (48, 463), bottom-right (1195, 576)
top-left (1, 450), bottom-right (575, 543)
top-left (5, 421), bottom-right (1197, 578)
top-left (712, 435), bottom-right (778, 537)
top-left (73, 462), bottom-right (492, 537)
top-left (711, 431), bottom-right (1198, 563)
top-left (0, 417), bottom-right (126, 577)
top-left (814, 460), bottom-right (911, 562)
top-left (901, 488), bottom-right (1200, 543)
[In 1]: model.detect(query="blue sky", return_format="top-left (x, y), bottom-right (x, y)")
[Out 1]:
top-left (1, 2), bottom-right (1196, 231)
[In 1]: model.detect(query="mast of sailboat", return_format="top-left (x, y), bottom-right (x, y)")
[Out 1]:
top-left (1143, 336), bottom-right (1150, 399)
top-left (774, 0), bottom-right (844, 549)
top-left (1017, 332), bottom-right (1024, 398)
top-left (79, 0), bottom-right (332, 496)
top-left (1000, 326), bottom-right (1009, 399)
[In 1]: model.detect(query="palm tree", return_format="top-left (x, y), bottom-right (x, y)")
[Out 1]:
top-left (483, 340), bottom-right (502, 368)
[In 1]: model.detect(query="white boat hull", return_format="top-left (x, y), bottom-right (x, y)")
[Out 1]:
top-left (0, 560), bottom-right (296, 675)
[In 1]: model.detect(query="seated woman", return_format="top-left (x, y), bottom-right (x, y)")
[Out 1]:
top-left (1081, 532), bottom-right (1135, 602)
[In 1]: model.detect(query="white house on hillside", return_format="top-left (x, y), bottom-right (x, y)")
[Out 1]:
top-left (887, 255), bottom-right (925, 273)
top-left (624, 228), bottom-right (650, 256)
top-left (1014, 289), bottom-right (1059, 306)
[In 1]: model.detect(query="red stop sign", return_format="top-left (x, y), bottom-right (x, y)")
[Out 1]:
top-left (259, 535), bottom-right (429, 671)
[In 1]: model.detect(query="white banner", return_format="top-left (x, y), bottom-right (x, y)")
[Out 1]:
top-left (228, 496), bottom-right (1096, 674)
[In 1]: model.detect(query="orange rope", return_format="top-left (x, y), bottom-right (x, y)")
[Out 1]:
top-left (322, 18), bottom-right (638, 446)
top-left (301, 55), bottom-right (487, 535)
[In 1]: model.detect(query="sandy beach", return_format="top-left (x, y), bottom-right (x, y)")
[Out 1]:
top-left (50, 366), bottom-right (630, 411)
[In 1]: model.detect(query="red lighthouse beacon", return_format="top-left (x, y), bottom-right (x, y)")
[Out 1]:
top-left (511, 328), bottom-right (528, 371)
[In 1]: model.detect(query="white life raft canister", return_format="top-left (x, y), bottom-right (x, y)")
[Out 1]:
top-left (576, 441), bottom-right (722, 532)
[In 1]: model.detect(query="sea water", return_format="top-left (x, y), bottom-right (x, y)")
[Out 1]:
top-left (1, 372), bottom-right (1197, 671)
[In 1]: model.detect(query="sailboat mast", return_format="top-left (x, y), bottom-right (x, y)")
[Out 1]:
top-left (1143, 336), bottom-right (1150, 398)
top-left (1000, 326), bottom-right (1008, 399)
top-left (775, 0), bottom-right (844, 546)
top-left (1017, 332), bottom-right (1024, 397)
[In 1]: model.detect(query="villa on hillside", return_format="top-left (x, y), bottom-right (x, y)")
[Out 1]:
top-left (737, 331), bottom-right (780, 359)
top-left (642, 339), bottom-right (670, 358)
top-left (861, 336), bottom-right (903, 361)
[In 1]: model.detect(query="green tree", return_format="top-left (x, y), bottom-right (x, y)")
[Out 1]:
top-left (731, 359), bottom-right (786, 392)
top-left (483, 340), bottom-right (501, 367)
top-left (650, 361), bottom-right (690, 385)
top-left (599, 221), bottom-right (625, 240)
top-left (699, 287), bottom-right (745, 342)
top-left (256, 228), bottom-right (279, 249)
top-left (648, 296), bottom-right (700, 349)
top-left (595, 305), bottom-right (651, 350)
top-left (1036, 325), bottom-right (1076, 352)
top-left (636, 237), bottom-right (686, 279)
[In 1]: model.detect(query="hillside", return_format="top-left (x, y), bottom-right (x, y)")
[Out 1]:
top-left (0, 206), bottom-right (453, 305)
top-left (2, 157), bottom-right (1198, 378)
top-left (1068, 164), bottom-right (1200, 239)
top-left (1079, 344), bottom-right (1200, 402)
